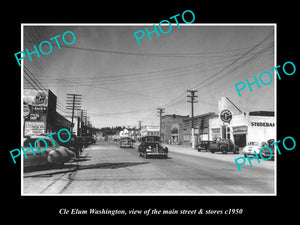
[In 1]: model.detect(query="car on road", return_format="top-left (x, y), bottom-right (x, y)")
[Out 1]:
top-left (242, 141), bottom-right (268, 158)
top-left (23, 136), bottom-right (75, 168)
top-left (260, 139), bottom-right (275, 160)
top-left (197, 140), bottom-right (213, 151)
top-left (138, 136), bottom-right (168, 159)
top-left (208, 138), bottom-right (239, 154)
top-left (120, 137), bottom-right (134, 148)
top-left (244, 139), bottom-right (275, 160)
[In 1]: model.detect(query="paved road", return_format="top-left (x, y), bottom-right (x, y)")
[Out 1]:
top-left (23, 141), bottom-right (275, 195)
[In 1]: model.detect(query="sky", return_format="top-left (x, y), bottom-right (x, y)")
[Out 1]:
top-left (23, 24), bottom-right (275, 128)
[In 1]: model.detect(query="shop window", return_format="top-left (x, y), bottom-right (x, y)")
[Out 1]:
top-left (171, 127), bottom-right (178, 134)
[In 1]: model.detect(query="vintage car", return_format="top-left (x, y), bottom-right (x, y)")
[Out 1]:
top-left (208, 138), bottom-right (239, 154)
top-left (40, 132), bottom-right (83, 158)
top-left (243, 139), bottom-right (275, 160)
top-left (260, 139), bottom-right (275, 160)
top-left (80, 136), bottom-right (92, 148)
top-left (242, 141), bottom-right (268, 158)
top-left (197, 140), bottom-right (213, 151)
top-left (120, 137), bottom-right (134, 148)
top-left (138, 136), bottom-right (168, 159)
top-left (23, 136), bottom-right (75, 168)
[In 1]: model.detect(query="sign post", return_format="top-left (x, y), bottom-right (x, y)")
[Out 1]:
top-left (220, 109), bottom-right (232, 139)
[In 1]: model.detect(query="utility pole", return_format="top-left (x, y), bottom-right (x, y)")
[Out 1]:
top-left (157, 108), bottom-right (165, 138)
top-left (187, 90), bottom-right (198, 149)
top-left (138, 121), bottom-right (142, 129)
top-left (137, 121), bottom-right (142, 141)
top-left (81, 110), bottom-right (87, 136)
top-left (66, 94), bottom-right (82, 134)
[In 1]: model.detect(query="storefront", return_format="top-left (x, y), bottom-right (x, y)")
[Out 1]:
top-left (209, 111), bottom-right (275, 147)
top-left (23, 88), bottom-right (71, 136)
top-left (140, 125), bottom-right (160, 137)
top-left (161, 113), bottom-right (215, 145)
top-left (182, 113), bottom-right (215, 146)
top-left (161, 114), bottom-right (188, 144)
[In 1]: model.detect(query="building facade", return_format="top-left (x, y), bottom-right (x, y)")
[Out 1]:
top-left (161, 113), bottom-right (216, 146)
top-left (141, 125), bottom-right (160, 137)
top-left (182, 112), bottom-right (216, 146)
top-left (209, 111), bottom-right (275, 147)
top-left (23, 88), bottom-right (71, 136)
top-left (161, 97), bottom-right (275, 148)
top-left (161, 114), bottom-right (188, 144)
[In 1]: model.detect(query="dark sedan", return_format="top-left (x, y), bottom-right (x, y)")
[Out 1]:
top-left (138, 136), bottom-right (168, 159)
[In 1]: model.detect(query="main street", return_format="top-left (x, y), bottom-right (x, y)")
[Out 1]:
top-left (23, 141), bottom-right (275, 195)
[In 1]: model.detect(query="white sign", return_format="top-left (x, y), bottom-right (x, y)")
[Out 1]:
top-left (24, 121), bottom-right (45, 136)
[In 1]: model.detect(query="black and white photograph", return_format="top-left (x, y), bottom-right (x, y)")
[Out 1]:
top-left (4, 5), bottom-right (298, 221)
top-left (21, 24), bottom-right (276, 195)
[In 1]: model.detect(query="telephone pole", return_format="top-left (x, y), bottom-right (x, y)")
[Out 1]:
top-left (138, 121), bottom-right (142, 129)
top-left (187, 90), bottom-right (198, 149)
top-left (66, 94), bottom-right (82, 133)
top-left (80, 109), bottom-right (87, 136)
top-left (157, 108), bottom-right (165, 138)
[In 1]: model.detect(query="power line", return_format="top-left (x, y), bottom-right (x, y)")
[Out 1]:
top-left (24, 38), bottom-right (257, 58)
top-left (24, 65), bottom-right (70, 115)
top-left (159, 32), bottom-right (273, 111)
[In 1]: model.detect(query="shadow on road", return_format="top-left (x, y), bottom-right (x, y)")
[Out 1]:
top-left (24, 162), bottom-right (150, 178)
top-left (24, 155), bottom-right (92, 173)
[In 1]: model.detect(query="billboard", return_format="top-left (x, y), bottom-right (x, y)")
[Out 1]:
top-left (24, 89), bottom-right (48, 107)
top-left (23, 89), bottom-right (57, 134)
top-left (23, 89), bottom-right (48, 121)
top-left (24, 121), bottom-right (46, 136)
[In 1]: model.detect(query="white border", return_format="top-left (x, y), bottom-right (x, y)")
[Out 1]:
top-left (21, 23), bottom-right (277, 196)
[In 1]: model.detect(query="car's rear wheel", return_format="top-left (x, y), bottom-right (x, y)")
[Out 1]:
top-left (221, 147), bottom-right (227, 154)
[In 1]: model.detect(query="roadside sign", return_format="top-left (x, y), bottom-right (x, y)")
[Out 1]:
top-left (220, 109), bottom-right (232, 123)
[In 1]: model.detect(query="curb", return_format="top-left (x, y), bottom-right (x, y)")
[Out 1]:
top-left (165, 144), bottom-right (275, 170)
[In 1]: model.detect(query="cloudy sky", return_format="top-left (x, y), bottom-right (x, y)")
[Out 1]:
top-left (23, 24), bottom-right (275, 128)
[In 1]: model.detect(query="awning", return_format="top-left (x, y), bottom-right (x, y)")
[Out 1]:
top-left (232, 126), bottom-right (248, 134)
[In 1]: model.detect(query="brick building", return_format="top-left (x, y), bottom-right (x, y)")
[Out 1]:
top-left (161, 113), bottom-right (216, 146)
top-left (182, 112), bottom-right (216, 146)
top-left (161, 114), bottom-right (188, 144)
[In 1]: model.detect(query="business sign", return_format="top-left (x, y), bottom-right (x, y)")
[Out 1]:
top-left (32, 106), bottom-right (47, 113)
top-left (24, 89), bottom-right (48, 107)
top-left (24, 121), bottom-right (45, 136)
top-left (250, 122), bottom-right (275, 127)
top-left (220, 109), bottom-right (232, 123)
top-left (29, 113), bottom-right (40, 120)
top-left (232, 126), bottom-right (248, 134)
top-left (23, 104), bottom-right (31, 118)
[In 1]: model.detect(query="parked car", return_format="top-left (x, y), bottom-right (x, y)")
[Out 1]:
top-left (208, 138), bottom-right (239, 154)
top-left (23, 136), bottom-right (75, 168)
top-left (89, 136), bottom-right (97, 144)
top-left (260, 139), bottom-right (275, 160)
top-left (80, 136), bottom-right (91, 148)
top-left (50, 133), bottom-right (83, 158)
top-left (120, 137), bottom-right (134, 148)
top-left (138, 136), bottom-right (168, 159)
top-left (197, 140), bottom-right (213, 151)
top-left (242, 141), bottom-right (268, 158)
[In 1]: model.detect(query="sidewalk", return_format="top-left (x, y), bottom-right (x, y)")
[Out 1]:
top-left (165, 144), bottom-right (275, 170)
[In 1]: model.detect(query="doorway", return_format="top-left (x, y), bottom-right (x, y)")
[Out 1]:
top-left (233, 134), bottom-right (246, 147)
